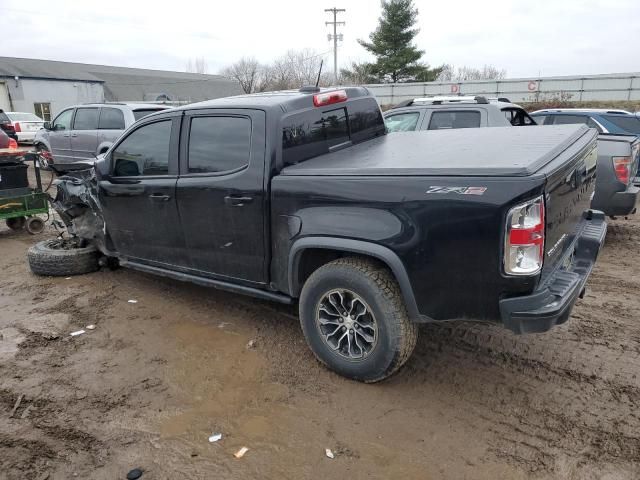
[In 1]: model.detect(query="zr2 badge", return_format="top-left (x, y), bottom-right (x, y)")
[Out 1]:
top-left (426, 186), bottom-right (487, 195)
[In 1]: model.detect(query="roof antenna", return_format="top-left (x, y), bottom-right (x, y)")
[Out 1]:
top-left (315, 59), bottom-right (324, 87)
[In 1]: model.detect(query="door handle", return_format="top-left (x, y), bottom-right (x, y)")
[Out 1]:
top-left (149, 193), bottom-right (171, 201)
top-left (71, 134), bottom-right (78, 138)
top-left (224, 195), bottom-right (253, 206)
top-left (63, 134), bottom-right (70, 137)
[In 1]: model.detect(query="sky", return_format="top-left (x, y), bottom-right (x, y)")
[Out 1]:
top-left (4, 0), bottom-right (640, 79)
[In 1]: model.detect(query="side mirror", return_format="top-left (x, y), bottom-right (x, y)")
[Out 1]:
top-left (43, 122), bottom-right (52, 130)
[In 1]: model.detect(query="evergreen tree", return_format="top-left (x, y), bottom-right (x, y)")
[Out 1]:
top-left (358, 0), bottom-right (441, 83)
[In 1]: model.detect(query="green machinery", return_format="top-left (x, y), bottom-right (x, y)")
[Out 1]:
top-left (0, 150), bottom-right (48, 234)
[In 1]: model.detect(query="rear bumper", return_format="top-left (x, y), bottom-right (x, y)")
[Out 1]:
top-left (596, 184), bottom-right (639, 217)
top-left (499, 210), bottom-right (607, 334)
top-left (17, 132), bottom-right (36, 143)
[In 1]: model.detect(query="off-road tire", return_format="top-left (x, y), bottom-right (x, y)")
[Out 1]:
top-left (28, 239), bottom-right (100, 276)
top-left (299, 257), bottom-right (418, 383)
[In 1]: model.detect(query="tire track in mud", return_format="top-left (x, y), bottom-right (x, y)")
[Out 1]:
top-left (396, 217), bottom-right (640, 477)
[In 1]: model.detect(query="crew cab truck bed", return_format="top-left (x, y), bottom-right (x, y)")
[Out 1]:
top-left (38, 87), bottom-right (606, 382)
top-left (274, 124), bottom-right (603, 333)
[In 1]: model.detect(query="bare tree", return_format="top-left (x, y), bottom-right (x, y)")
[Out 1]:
top-left (222, 57), bottom-right (261, 94)
top-left (186, 57), bottom-right (208, 74)
top-left (260, 49), bottom-right (332, 91)
top-left (437, 64), bottom-right (506, 82)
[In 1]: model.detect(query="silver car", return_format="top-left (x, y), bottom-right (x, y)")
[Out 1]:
top-left (34, 103), bottom-right (171, 163)
top-left (4, 112), bottom-right (45, 143)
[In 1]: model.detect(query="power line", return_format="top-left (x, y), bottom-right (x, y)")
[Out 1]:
top-left (325, 7), bottom-right (346, 84)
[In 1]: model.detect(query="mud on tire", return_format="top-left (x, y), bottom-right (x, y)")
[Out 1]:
top-left (299, 257), bottom-right (418, 383)
top-left (28, 239), bottom-right (100, 277)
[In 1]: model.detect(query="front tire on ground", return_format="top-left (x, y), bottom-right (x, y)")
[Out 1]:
top-left (299, 257), bottom-right (418, 383)
top-left (28, 239), bottom-right (100, 276)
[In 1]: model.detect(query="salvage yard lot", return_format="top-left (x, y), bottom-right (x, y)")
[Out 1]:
top-left (1, 217), bottom-right (639, 479)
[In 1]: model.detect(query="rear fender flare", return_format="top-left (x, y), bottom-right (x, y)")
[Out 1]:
top-left (288, 237), bottom-right (421, 322)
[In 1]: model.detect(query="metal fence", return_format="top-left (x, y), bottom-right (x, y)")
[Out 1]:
top-left (364, 73), bottom-right (640, 105)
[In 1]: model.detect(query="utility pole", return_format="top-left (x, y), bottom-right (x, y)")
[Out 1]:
top-left (325, 7), bottom-right (345, 84)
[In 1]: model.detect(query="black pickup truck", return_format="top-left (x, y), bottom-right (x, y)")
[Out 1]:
top-left (30, 87), bottom-right (607, 382)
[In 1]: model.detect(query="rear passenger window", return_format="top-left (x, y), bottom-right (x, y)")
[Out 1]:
top-left (385, 112), bottom-right (420, 132)
top-left (428, 111), bottom-right (480, 130)
top-left (188, 116), bottom-right (251, 174)
top-left (73, 108), bottom-right (99, 130)
top-left (99, 108), bottom-right (125, 130)
top-left (283, 107), bottom-right (352, 165)
top-left (112, 120), bottom-right (171, 177)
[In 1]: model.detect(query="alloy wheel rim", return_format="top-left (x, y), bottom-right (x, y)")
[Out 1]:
top-left (315, 289), bottom-right (378, 360)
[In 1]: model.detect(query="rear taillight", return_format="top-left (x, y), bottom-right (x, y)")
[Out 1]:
top-left (313, 90), bottom-right (348, 107)
top-left (504, 195), bottom-right (545, 275)
top-left (13, 122), bottom-right (21, 132)
top-left (612, 156), bottom-right (631, 184)
top-left (8, 138), bottom-right (18, 149)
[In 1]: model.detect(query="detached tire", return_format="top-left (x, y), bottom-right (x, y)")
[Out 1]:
top-left (28, 239), bottom-right (100, 277)
top-left (299, 257), bottom-right (418, 383)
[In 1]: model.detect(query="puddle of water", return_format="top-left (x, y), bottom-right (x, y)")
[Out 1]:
top-left (159, 320), bottom-right (267, 438)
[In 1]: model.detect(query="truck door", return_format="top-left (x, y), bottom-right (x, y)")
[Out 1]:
top-left (48, 108), bottom-right (75, 162)
top-left (98, 114), bottom-right (187, 267)
top-left (176, 109), bottom-right (267, 284)
top-left (71, 107), bottom-right (100, 161)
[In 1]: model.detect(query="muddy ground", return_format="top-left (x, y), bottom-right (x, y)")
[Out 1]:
top-left (1, 211), bottom-right (640, 479)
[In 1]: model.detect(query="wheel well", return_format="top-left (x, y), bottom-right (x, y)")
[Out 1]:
top-left (295, 248), bottom-right (389, 297)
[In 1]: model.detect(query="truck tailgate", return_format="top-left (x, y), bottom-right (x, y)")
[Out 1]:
top-left (541, 132), bottom-right (598, 277)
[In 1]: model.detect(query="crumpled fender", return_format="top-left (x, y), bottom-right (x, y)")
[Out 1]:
top-left (50, 167), bottom-right (107, 252)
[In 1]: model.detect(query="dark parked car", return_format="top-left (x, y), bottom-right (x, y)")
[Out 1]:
top-left (531, 109), bottom-right (640, 135)
top-left (0, 128), bottom-right (15, 149)
top-left (531, 109), bottom-right (640, 217)
top-left (30, 87), bottom-right (606, 382)
top-left (0, 109), bottom-right (19, 142)
top-left (384, 96), bottom-right (537, 133)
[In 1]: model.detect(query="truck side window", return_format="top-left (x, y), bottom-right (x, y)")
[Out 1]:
top-left (428, 111), bottom-right (480, 130)
top-left (112, 120), bottom-right (171, 177)
top-left (187, 116), bottom-right (251, 174)
top-left (385, 112), bottom-right (420, 132)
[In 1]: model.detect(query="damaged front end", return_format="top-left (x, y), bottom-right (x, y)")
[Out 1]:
top-left (50, 165), bottom-right (108, 253)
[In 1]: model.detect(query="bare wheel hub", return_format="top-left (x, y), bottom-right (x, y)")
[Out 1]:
top-left (315, 289), bottom-right (378, 360)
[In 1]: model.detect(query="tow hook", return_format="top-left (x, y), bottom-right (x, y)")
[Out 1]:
top-left (579, 287), bottom-right (586, 299)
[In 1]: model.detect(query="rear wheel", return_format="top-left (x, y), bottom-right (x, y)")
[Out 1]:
top-left (299, 257), bottom-right (418, 383)
top-left (28, 238), bottom-right (100, 276)
top-left (6, 217), bottom-right (26, 231)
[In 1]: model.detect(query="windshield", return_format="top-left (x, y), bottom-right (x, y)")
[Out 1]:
top-left (133, 109), bottom-right (166, 121)
top-left (7, 113), bottom-right (43, 122)
top-left (603, 115), bottom-right (640, 134)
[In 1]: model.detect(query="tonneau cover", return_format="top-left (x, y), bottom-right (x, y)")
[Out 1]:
top-left (282, 124), bottom-right (593, 177)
